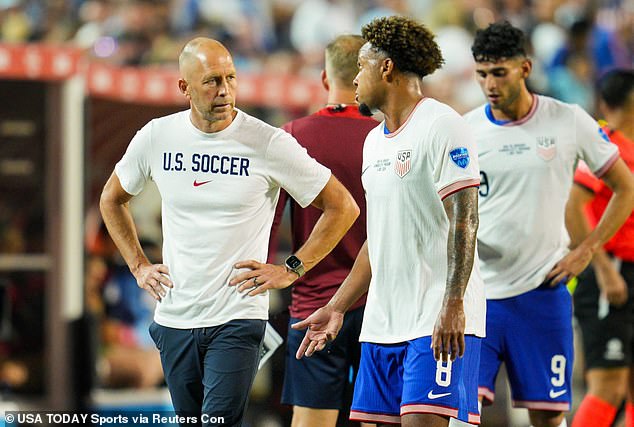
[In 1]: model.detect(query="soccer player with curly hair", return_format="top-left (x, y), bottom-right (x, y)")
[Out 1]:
top-left (294, 16), bottom-right (486, 426)
top-left (465, 22), bottom-right (634, 427)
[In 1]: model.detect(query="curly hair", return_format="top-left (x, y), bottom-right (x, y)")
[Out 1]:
top-left (471, 21), bottom-right (527, 62)
top-left (361, 16), bottom-right (443, 79)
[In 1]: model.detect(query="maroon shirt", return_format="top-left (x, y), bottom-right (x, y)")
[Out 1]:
top-left (269, 106), bottom-right (377, 319)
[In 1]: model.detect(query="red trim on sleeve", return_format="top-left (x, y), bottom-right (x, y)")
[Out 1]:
top-left (594, 152), bottom-right (620, 179)
top-left (438, 179), bottom-right (481, 200)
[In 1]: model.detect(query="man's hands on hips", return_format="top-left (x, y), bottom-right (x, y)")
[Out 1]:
top-left (134, 263), bottom-right (173, 302)
top-left (229, 260), bottom-right (298, 296)
top-left (545, 244), bottom-right (594, 286)
top-left (291, 305), bottom-right (344, 359)
top-left (432, 298), bottom-right (466, 362)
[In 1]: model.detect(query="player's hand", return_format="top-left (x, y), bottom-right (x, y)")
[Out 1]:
top-left (291, 305), bottom-right (344, 359)
top-left (545, 245), bottom-right (594, 286)
top-left (432, 298), bottom-right (465, 362)
top-left (133, 263), bottom-right (173, 302)
top-left (229, 260), bottom-right (298, 296)
top-left (595, 262), bottom-right (628, 306)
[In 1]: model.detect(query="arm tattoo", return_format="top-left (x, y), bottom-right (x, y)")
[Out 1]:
top-left (442, 187), bottom-right (479, 300)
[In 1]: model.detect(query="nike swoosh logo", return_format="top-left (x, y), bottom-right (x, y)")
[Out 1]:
top-left (193, 180), bottom-right (213, 187)
top-left (549, 389), bottom-right (567, 398)
top-left (427, 391), bottom-right (451, 400)
top-left (361, 166), bottom-right (371, 176)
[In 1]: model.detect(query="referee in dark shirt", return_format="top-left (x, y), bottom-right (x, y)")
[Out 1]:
top-left (269, 34), bottom-right (377, 427)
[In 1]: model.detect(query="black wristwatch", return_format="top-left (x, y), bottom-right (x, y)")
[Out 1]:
top-left (284, 255), bottom-right (305, 278)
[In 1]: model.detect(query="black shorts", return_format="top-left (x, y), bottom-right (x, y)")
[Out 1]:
top-left (282, 305), bottom-right (364, 410)
top-left (573, 259), bottom-right (634, 369)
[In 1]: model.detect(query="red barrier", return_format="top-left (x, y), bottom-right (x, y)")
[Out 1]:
top-left (0, 43), bottom-right (325, 108)
top-left (0, 43), bottom-right (82, 80)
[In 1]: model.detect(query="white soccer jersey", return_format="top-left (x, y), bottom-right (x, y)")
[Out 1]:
top-left (464, 95), bottom-right (619, 299)
top-left (359, 98), bottom-right (486, 344)
top-left (115, 109), bottom-right (331, 328)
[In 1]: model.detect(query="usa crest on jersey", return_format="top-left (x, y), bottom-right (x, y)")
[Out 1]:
top-left (536, 136), bottom-right (556, 160)
top-left (395, 150), bottom-right (412, 178)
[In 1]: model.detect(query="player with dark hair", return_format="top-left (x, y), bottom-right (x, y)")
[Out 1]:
top-left (294, 16), bottom-right (486, 427)
top-left (569, 69), bottom-right (634, 427)
top-left (268, 34), bottom-right (377, 427)
top-left (355, 15), bottom-right (443, 117)
top-left (470, 21), bottom-right (527, 63)
top-left (466, 22), bottom-right (634, 427)
top-left (100, 37), bottom-right (359, 427)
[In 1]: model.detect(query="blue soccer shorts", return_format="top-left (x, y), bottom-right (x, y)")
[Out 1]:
top-left (478, 283), bottom-right (573, 412)
top-left (350, 335), bottom-right (481, 425)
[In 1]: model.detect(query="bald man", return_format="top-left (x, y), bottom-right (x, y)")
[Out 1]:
top-left (100, 38), bottom-right (359, 426)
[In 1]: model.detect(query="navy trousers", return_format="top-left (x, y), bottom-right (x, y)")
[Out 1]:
top-left (149, 319), bottom-right (266, 427)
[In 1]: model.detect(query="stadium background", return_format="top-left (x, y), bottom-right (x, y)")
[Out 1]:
top-left (0, 0), bottom-right (632, 425)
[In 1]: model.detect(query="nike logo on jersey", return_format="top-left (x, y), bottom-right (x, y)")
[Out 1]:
top-left (427, 391), bottom-right (451, 400)
top-left (193, 179), bottom-right (213, 187)
top-left (549, 389), bottom-right (567, 399)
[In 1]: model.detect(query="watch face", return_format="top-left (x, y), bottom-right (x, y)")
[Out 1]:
top-left (286, 255), bottom-right (302, 269)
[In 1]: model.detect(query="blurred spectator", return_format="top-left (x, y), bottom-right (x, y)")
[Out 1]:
top-left (550, 16), bottom-right (631, 79)
top-left (33, 0), bottom-right (76, 42)
top-left (530, 22), bottom-right (567, 67)
top-left (0, 272), bottom-right (45, 395)
top-left (85, 214), bottom-right (163, 389)
top-left (198, 0), bottom-right (277, 54)
top-left (0, 0), bottom-right (630, 115)
top-left (423, 25), bottom-right (484, 113)
top-left (0, 0), bottom-right (30, 42)
top-left (499, 0), bottom-right (536, 33)
top-left (289, 0), bottom-right (356, 66)
top-left (73, 0), bottom-right (114, 49)
top-left (356, 0), bottom-right (411, 29)
top-left (549, 51), bottom-right (595, 111)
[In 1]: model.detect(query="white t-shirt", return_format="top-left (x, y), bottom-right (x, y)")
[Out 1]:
top-left (464, 95), bottom-right (619, 299)
top-left (359, 98), bottom-right (486, 343)
top-left (115, 109), bottom-right (331, 328)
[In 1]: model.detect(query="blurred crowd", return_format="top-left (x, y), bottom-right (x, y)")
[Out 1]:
top-left (0, 0), bottom-right (632, 114)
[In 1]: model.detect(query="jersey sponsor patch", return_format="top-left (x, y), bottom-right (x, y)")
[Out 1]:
top-left (536, 136), bottom-right (556, 161)
top-left (449, 147), bottom-right (470, 169)
top-left (395, 150), bottom-right (412, 178)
